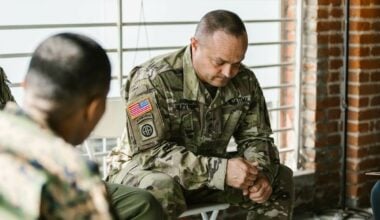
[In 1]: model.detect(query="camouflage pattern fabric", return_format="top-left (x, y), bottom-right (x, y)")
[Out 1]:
top-left (0, 67), bottom-right (15, 110)
top-left (0, 103), bottom-right (113, 219)
top-left (107, 46), bottom-right (293, 219)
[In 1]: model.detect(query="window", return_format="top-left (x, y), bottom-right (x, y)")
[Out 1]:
top-left (0, 0), bottom-right (300, 171)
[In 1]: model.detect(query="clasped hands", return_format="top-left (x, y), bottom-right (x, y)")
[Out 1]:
top-left (226, 157), bottom-right (272, 203)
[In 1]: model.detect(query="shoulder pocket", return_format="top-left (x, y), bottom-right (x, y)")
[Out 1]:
top-left (126, 93), bottom-right (165, 151)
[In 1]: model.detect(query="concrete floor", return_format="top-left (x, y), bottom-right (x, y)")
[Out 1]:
top-left (294, 208), bottom-right (373, 220)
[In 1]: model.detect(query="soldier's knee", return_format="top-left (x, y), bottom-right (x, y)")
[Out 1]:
top-left (278, 164), bottom-right (293, 179)
top-left (133, 190), bottom-right (164, 215)
top-left (276, 164), bottom-right (293, 189)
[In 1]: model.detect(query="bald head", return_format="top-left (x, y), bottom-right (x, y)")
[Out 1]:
top-left (194, 10), bottom-right (247, 40)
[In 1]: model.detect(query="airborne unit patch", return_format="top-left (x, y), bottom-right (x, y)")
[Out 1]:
top-left (127, 98), bottom-right (152, 119)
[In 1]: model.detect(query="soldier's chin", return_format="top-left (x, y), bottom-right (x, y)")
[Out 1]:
top-left (211, 78), bottom-right (229, 87)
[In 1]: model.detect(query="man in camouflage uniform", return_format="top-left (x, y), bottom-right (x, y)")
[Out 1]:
top-left (107, 10), bottom-right (294, 219)
top-left (0, 33), bottom-right (163, 219)
top-left (0, 67), bottom-right (15, 109)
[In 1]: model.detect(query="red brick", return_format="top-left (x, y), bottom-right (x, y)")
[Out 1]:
top-left (349, 72), bottom-right (370, 83)
top-left (330, 34), bottom-right (344, 44)
top-left (371, 73), bottom-right (380, 82)
top-left (350, 21), bottom-right (371, 31)
top-left (316, 121), bottom-right (339, 132)
top-left (350, 47), bottom-right (370, 57)
top-left (350, 8), bottom-right (380, 18)
top-left (329, 59), bottom-right (343, 69)
top-left (328, 84), bottom-right (340, 95)
top-left (358, 157), bottom-right (380, 170)
top-left (329, 47), bottom-right (341, 56)
top-left (331, 8), bottom-right (343, 18)
top-left (347, 146), bottom-right (369, 158)
top-left (350, 34), bottom-right (380, 44)
top-left (347, 183), bottom-right (374, 198)
top-left (372, 47), bottom-right (380, 56)
top-left (315, 160), bottom-right (340, 171)
top-left (349, 59), bottom-right (380, 69)
top-left (348, 85), bottom-right (359, 95)
top-left (318, 8), bottom-right (329, 18)
top-left (348, 133), bottom-right (377, 146)
top-left (317, 96), bottom-right (341, 108)
top-left (346, 171), bottom-right (374, 184)
top-left (373, 22), bottom-right (380, 30)
top-left (347, 160), bottom-right (358, 172)
top-left (359, 84), bottom-right (379, 95)
top-left (328, 108), bottom-right (341, 120)
top-left (318, 0), bottom-right (343, 5)
top-left (371, 96), bottom-right (380, 106)
top-left (327, 134), bottom-right (341, 145)
top-left (350, 0), bottom-right (376, 5)
top-left (318, 34), bottom-right (344, 44)
top-left (315, 135), bottom-right (331, 147)
top-left (348, 97), bottom-right (369, 107)
top-left (347, 122), bottom-right (370, 133)
top-left (348, 108), bottom-right (380, 120)
top-left (317, 21), bottom-right (342, 32)
top-left (329, 72), bottom-right (340, 81)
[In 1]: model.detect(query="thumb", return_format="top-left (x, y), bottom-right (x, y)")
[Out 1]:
top-left (250, 161), bottom-right (259, 167)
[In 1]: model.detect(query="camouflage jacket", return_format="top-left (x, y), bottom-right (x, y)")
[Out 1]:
top-left (0, 104), bottom-right (113, 219)
top-left (0, 67), bottom-right (15, 110)
top-left (109, 46), bottom-right (280, 191)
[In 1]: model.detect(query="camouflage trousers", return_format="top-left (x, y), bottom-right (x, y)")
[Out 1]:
top-left (107, 161), bottom-right (293, 220)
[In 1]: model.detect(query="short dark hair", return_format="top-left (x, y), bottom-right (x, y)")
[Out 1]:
top-left (195, 10), bottom-right (246, 38)
top-left (26, 33), bottom-right (111, 113)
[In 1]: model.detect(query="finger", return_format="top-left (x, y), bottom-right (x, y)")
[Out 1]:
top-left (250, 185), bottom-right (272, 203)
top-left (250, 161), bottom-right (259, 167)
top-left (242, 188), bottom-right (249, 196)
top-left (248, 166), bottom-right (259, 175)
top-left (244, 174), bottom-right (257, 183)
top-left (249, 181), bottom-right (262, 193)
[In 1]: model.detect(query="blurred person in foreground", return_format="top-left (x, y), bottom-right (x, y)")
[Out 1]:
top-left (0, 33), bottom-right (163, 219)
top-left (107, 10), bottom-right (293, 220)
top-left (0, 67), bottom-right (15, 109)
top-left (372, 181), bottom-right (380, 220)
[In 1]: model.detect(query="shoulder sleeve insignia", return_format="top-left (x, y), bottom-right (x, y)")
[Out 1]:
top-left (127, 98), bottom-right (152, 119)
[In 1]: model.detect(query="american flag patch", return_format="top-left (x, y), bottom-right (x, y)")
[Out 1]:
top-left (128, 98), bottom-right (153, 119)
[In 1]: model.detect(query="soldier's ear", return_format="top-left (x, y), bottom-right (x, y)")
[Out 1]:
top-left (191, 37), bottom-right (199, 50)
top-left (84, 96), bottom-right (105, 126)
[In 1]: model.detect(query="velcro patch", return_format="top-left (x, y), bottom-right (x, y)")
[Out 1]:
top-left (128, 98), bottom-right (152, 119)
top-left (139, 120), bottom-right (157, 141)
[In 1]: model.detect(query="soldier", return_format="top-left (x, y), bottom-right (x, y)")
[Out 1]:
top-left (107, 10), bottom-right (294, 220)
top-left (0, 33), bottom-right (163, 219)
top-left (0, 67), bottom-right (15, 109)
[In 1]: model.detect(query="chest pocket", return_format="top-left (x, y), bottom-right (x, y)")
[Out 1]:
top-left (171, 100), bottom-right (200, 148)
top-left (221, 100), bottom-right (250, 138)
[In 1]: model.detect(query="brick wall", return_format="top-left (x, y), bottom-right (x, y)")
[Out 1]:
top-left (300, 0), bottom-right (380, 210)
top-left (300, 0), bottom-right (345, 209)
top-left (346, 0), bottom-right (380, 207)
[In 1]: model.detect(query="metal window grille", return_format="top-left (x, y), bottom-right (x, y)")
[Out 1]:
top-left (0, 0), bottom-right (301, 172)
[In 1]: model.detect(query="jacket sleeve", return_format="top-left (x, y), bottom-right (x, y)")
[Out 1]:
top-left (122, 68), bottom-right (227, 190)
top-left (233, 74), bottom-right (280, 185)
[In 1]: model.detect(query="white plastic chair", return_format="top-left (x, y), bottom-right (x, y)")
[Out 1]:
top-left (179, 203), bottom-right (230, 220)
